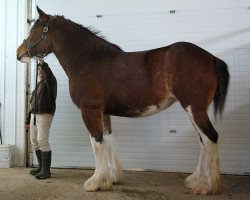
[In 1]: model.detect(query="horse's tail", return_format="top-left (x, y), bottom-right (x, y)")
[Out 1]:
top-left (213, 57), bottom-right (230, 117)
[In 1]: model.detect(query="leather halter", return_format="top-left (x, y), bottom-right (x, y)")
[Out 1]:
top-left (23, 19), bottom-right (52, 58)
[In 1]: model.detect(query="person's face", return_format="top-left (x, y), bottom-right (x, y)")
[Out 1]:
top-left (38, 66), bottom-right (43, 78)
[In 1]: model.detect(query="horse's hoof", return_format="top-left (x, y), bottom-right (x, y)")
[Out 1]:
top-left (111, 171), bottom-right (123, 185)
top-left (83, 181), bottom-right (99, 192)
top-left (112, 179), bottom-right (123, 185)
top-left (84, 175), bottom-right (113, 191)
top-left (191, 175), bottom-right (221, 195)
top-left (193, 185), bottom-right (209, 195)
top-left (185, 172), bottom-right (200, 189)
top-left (185, 180), bottom-right (194, 189)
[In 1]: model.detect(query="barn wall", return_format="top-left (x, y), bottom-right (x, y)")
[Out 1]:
top-left (0, 0), bottom-right (27, 166)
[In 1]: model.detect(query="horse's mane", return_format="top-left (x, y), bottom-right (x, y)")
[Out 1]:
top-left (54, 15), bottom-right (123, 52)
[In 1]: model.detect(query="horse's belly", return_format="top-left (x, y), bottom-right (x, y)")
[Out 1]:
top-left (105, 96), bottom-right (176, 118)
top-left (139, 96), bottom-right (177, 117)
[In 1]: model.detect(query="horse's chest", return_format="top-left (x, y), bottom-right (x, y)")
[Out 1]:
top-left (68, 81), bottom-right (82, 107)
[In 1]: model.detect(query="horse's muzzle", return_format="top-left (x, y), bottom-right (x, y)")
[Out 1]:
top-left (17, 55), bottom-right (21, 61)
top-left (17, 43), bottom-right (29, 62)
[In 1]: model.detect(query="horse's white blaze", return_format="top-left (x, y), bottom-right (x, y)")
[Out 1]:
top-left (140, 96), bottom-right (176, 117)
top-left (185, 105), bottom-right (221, 194)
top-left (84, 136), bottom-right (112, 191)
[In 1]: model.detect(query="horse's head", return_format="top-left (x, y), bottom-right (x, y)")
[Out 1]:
top-left (17, 7), bottom-right (53, 63)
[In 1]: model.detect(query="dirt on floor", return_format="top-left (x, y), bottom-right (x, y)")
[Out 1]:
top-left (0, 167), bottom-right (250, 200)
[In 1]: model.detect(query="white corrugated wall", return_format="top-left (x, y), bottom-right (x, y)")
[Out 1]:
top-left (32, 0), bottom-right (250, 175)
top-left (0, 0), bottom-right (27, 166)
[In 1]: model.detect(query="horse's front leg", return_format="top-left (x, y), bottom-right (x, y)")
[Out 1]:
top-left (81, 108), bottom-right (113, 191)
top-left (103, 115), bottom-right (123, 184)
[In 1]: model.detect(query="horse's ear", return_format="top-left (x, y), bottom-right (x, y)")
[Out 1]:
top-left (37, 6), bottom-right (48, 22)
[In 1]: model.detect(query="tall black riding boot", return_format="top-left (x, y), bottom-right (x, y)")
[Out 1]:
top-left (35, 151), bottom-right (51, 179)
top-left (29, 150), bottom-right (42, 175)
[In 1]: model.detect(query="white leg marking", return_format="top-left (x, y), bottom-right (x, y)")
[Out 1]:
top-left (104, 133), bottom-right (123, 184)
top-left (185, 106), bottom-right (221, 195)
top-left (185, 140), bottom-right (205, 189)
top-left (84, 136), bottom-right (113, 191)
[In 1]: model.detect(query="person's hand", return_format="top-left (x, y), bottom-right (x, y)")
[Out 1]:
top-left (25, 123), bottom-right (30, 131)
top-left (38, 58), bottom-right (44, 65)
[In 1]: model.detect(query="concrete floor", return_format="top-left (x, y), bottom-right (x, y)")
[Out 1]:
top-left (0, 168), bottom-right (250, 200)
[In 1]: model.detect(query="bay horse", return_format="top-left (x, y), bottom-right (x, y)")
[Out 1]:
top-left (17, 7), bottom-right (230, 195)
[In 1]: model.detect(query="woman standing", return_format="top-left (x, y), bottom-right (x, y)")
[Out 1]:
top-left (25, 61), bottom-right (57, 179)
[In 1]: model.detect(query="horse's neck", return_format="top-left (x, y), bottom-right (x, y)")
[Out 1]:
top-left (51, 28), bottom-right (87, 77)
top-left (51, 21), bottom-right (117, 78)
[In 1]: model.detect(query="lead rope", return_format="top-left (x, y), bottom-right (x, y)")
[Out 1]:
top-left (33, 61), bottom-right (39, 126)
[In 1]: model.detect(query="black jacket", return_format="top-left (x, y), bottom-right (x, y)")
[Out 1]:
top-left (26, 62), bottom-right (57, 124)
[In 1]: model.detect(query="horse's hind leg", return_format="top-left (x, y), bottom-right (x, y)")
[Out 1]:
top-left (81, 108), bottom-right (112, 191)
top-left (185, 138), bottom-right (205, 189)
top-left (103, 115), bottom-right (123, 184)
top-left (185, 106), bottom-right (221, 195)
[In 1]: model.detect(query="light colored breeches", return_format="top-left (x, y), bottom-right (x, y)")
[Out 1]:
top-left (30, 114), bottom-right (53, 152)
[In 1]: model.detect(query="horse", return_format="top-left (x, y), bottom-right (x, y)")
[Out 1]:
top-left (17, 7), bottom-right (230, 195)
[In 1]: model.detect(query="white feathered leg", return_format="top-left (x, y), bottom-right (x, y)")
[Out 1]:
top-left (185, 140), bottom-right (205, 189)
top-left (186, 106), bottom-right (221, 195)
top-left (104, 133), bottom-right (123, 184)
top-left (200, 138), bottom-right (221, 194)
top-left (83, 136), bottom-right (113, 191)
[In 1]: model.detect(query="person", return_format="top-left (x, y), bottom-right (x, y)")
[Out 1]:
top-left (25, 61), bottom-right (57, 179)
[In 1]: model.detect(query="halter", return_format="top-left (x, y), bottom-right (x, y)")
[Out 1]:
top-left (23, 19), bottom-right (52, 58)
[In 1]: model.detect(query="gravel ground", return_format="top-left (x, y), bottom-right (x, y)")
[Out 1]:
top-left (0, 167), bottom-right (250, 200)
